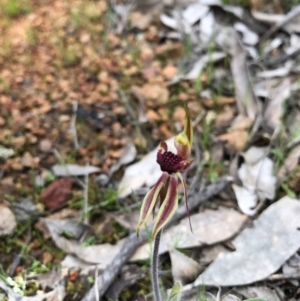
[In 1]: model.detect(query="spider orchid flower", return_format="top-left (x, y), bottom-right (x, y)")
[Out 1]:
top-left (137, 105), bottom-right (194, 238)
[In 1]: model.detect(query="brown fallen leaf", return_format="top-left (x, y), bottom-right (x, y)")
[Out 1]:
top-left (0, 116), bottom-right (5, 126)
top-left (145, 109), bottom-right (160, 121)
top-left (130, 12), bottom-right (153, 30)
top-left (214, 105), bottom-right (235, 128)
top-left (162, 64), bottom-right (178, 79)
top-left (230, 115), bottom-right (254, 131)
top-left (39, 139), bottom-right (53, 152)
top-left (40, 178), bottom-right (73, 210)
top-left (21, 151), bottom-right (34, 168)
top-left (218, 130), bottom-right (249, 153)
top-left (132, 84), bottom-right (169, 106)
top-left (173, 106), bottom-right (186, 124)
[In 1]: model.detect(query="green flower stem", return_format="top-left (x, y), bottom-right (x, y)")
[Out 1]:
top-left (152, 229), bottom-right (162, 301)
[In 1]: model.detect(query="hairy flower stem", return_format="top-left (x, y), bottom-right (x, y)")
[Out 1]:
top-left (152, 229), bottom-right (162, 301)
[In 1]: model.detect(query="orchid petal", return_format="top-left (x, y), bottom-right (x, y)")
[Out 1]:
top-left (136, 172), bottom-right (169, 237)
top-left (177, 172), bottom-right (193, 232)
top-left (174, 104), bottom-right (193, 159)
top-left (152, 175), bottom-right (178, 238)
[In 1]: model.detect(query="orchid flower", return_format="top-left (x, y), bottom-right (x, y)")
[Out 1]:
top-left (137, 104), bottom-right (194, 238)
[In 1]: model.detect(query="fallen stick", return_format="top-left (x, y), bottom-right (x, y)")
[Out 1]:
top-left (81, 176), bottom-right (232, 301)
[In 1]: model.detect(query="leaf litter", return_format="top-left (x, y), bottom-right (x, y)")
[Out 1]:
top-left (1, 0), bottom-right (300, 300)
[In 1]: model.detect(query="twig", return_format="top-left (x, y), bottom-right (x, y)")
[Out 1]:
top-left (95, 266), bottom-right (99, 301)
top-left (83, 163), bottom-right (89, 224)
top-left (81, 176), bottom-right (232, 301)
top-left (260, 5), bottom-right (300, 42)
top-left (70, 100), bottom-right (79, 150)
top-left (8, 228), bottom-right (32, 277)
top-left (152, 230), bottom-right (162, 301)
top-left (182, 272), bottom-right (300, 297)
top-left (266, 273), bottom-right (300, 281)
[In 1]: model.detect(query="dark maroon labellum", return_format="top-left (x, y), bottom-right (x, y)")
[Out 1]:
top-left (157, 150), bottom-right (185, 174)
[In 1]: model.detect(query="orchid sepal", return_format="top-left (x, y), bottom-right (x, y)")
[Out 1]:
top-left (177, 172), bottom-right (193, 232)
top-left (152, 175), bottom-right (179, 238)
top-left (136, 172), bottom-right (169, 237)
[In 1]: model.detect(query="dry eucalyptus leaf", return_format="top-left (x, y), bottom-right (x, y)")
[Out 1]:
top-left (61, 255), bottom-right (96, 271)
top-left (160, 13), bottom-right (178, 30)
top-left (221, 28), bottom-right (258, 120)
top-left (112, 210), bottom-right (146, 231)
top-left (200, 244), bottom-right (230, 265)
top-left (241, 146), bottom-right (268, 165)
top-left (169, 248), bottom-right (202, 283)
top-left (200, 10), bottom-right (216, 44)
top-left (44, 218), bottom-right (123, 269)
top-left (182, 3), bottom-right (209, 25)
top-left (0, 205), bottom-right (16, 236)
top-left (233, 146), bottom-right (276, 215)
top-left (109, 142), bottom-right (137, 175)
top-left (257, 65), bottom-right (291, 78)
top-left (235, 286), bottom-right (281, 301)
top-left (52, 164), bottom-right (100, 177)
top-left (194, 196), bottom-right (300, 286)
top-left (264, 78), bottom-right (292, 130)
top-left (131, 207), bottom-right (248, 261)
top-left (232, 184), bottom-right (257, 216)
top-left (238, 156), bottom-right (276, 200)
top-left (234, 22), bottom-right (259, 45)
top-left (181, 52), bottom-right (226, 80)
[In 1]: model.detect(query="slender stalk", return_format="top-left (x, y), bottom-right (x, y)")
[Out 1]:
top-left (152, 229), bottom-right (162, 301)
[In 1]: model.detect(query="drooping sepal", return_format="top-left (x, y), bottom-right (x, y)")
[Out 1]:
top-left (177, 172), bottom-right (193, 233)
top-left (174, 104), bottom-right (193, 159)
top-left (152, 175), bottom-right (179, 238)
top-left (136, 172), bottom-right (169, 237)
